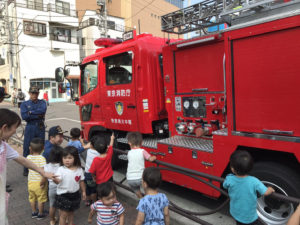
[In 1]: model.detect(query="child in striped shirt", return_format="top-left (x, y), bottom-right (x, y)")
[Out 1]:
top-left (88, 182), bottom-right (124, 225)
top-left (27, 138), bottom-right (48, 219)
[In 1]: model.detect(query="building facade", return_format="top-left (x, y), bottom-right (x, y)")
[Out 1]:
top-left (3, 0), bottom-right (80, 102)
top-left (76, 0), bottom-right (181, 38)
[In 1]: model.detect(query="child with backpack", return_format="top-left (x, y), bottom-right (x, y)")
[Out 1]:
top-left (84, 136), bottom-right (103, 206)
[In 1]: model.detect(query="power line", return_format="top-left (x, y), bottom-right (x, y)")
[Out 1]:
top-left (5, 42), bottom-right (100, 51)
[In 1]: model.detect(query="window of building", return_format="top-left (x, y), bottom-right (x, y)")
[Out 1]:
top-left (27, 0), bottom-right (43, 10)
top-left (55, 0), bottom-right (70, 16)
top-left (24, 21), bottom-right (47, 36)
top-left (105, 52), bottom-right (133, 86)
top-left (82, 37), bottom-right (86, 45)
top-left (107, 20), bottom-right (115, 30)
top-left (50, 27), bottom-right (71, 43)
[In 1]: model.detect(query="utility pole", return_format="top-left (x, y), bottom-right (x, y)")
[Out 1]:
top-left (4, 0), bottom-right (14, 91)
top-left (97, 0), bottom-right (108, 37)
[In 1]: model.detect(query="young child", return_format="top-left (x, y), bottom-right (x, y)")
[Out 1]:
top-left (26, 137), bottom-right (48, 219)
top-left (89, 134), bottom-right (115, 187)
top-left (41, 145), bottom-right (63, 225)
top-left (53, 146), bottom-right (86, 225)
top-left (126, 132), bottom-right (156, 198)
top-left (67, 127), bottom-right (90, 155)
top-left (135, 167), bottom-right (170, 225)
top-left (223, 150), bottom-right (275, 225)
top-left (84, 136), bottom-right (102, 206)
top-left (88, 182), bottom-right (125, 225)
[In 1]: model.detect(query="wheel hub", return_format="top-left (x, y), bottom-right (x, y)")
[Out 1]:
top-left (257, 181), bottom-right (294, 225)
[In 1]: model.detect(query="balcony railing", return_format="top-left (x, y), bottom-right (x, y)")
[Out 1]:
top-left (79, 18), bottom-right (129, 32)
top-left (15, 1), bottom-right (77, 17)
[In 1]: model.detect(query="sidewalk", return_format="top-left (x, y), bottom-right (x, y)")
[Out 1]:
top-left (6, 143), bottom-right (138, 225)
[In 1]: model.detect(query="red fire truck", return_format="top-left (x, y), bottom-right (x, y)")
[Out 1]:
top-left (56, 0), bottom-right (300, 224)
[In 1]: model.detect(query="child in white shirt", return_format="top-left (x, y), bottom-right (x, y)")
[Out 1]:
top-left (126, 132), bottom-right (156, 198)
top-left (53, 146), bottom-right (86, 225)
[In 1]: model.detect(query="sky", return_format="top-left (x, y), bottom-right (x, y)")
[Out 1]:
top-left (183, 0), bottom-right (203, 7)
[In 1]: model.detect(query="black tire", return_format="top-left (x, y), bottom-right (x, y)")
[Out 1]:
top-left (250, 161), bottom-right (300, 225)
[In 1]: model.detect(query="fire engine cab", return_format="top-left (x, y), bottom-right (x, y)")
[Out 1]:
top-left (56, 0), bottom-right (300, 224)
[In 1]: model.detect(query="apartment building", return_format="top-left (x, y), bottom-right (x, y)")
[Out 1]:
top-left (4, 0), bottom-right (80, 101)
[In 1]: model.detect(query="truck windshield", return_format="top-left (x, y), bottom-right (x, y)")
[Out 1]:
top-left (105, 52), bottom-right (132, 85)
top-left (80, 60), bottom-right (98, 96)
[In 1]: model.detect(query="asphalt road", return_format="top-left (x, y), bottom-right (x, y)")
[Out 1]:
top-left (1, 100), bottom-right (235, 225)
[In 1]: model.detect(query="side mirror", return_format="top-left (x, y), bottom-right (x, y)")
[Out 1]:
top-left (58, 83), bottom-right (66, 93)
top-left (55, 67), bottom-right (65, 82)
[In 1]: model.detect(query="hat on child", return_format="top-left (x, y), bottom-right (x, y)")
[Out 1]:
top-left (48, 126), bottom-right (64, 138)
top-left (0, 87), bottom-right (11, 99)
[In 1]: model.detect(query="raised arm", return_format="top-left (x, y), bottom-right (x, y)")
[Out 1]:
top-left (109, 133), bottom-right (115, 146)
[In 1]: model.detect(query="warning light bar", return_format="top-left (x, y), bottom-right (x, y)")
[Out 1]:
top-left (94, 38), bottom-right (122, 47)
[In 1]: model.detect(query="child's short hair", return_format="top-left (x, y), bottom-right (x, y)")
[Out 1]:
top-left (30, 138), bottom-right (44, 154)
top-left (127, 132), bottom-right (143, 147)
top-left (48, 145), bottom-right (63, 164)
top-left (230, 150), bottom-right (253, 176)
top-left (142, 167), bottom-right (162, 189)
top-left (97, 181), bottom-right (116, 198)
top-left (90, 136), bottom-right (108, 154)
top-left (70, 128), bottom-right (81, 139)
top-left (61, 146), bottom-right (81, 167)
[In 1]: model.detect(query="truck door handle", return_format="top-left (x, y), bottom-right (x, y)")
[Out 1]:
top-left (262, 129), bottom-right (293, 135)
top-left (94, 104), bottom-right (100, 108)
top-left (127, 105), bottom-right (136, 109)
top-left (192, 88), bottom-right (208, 92)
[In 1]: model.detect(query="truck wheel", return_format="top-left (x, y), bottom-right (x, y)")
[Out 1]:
top-left (250, 162), bottom-right (300, 225)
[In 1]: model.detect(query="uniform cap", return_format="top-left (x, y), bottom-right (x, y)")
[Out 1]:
top-left (29, 86), bottom-right (39, 93)
top-left (48, 125), bottom-right (64, 138)
top-left (0, 87), bottom-right (11, 99)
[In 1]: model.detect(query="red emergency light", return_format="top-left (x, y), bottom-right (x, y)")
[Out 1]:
top-left (94, 38), bottom-right (122, 47)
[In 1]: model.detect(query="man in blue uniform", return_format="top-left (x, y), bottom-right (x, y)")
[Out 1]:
top-left (21, 86), bottom-right (47, 176)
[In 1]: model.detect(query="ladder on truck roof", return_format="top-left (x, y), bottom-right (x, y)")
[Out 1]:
top-left (161, 0), bottom-right (300, 34)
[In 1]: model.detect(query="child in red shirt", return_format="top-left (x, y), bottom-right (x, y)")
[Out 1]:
top-left (89, 134), bottom-right (114, 186)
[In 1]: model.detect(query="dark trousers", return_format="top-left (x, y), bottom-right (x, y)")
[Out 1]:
top-left (23, 123), bottom-right (45, 172)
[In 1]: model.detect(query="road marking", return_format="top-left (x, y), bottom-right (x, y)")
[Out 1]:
top-left (45, 117), bottom-right (81, 123)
